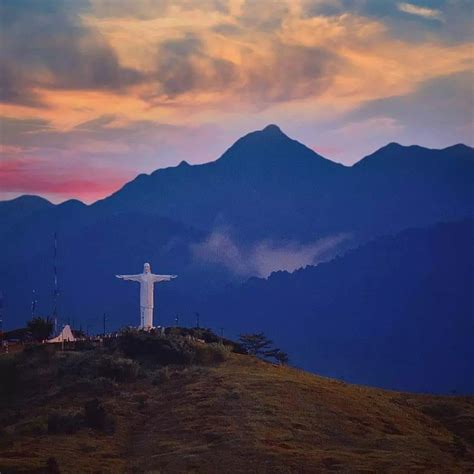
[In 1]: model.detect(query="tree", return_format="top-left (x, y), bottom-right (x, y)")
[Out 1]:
top-left (239, 332), bottom-right (289, 365)
top-left (27, 316), bottom-right (54, 341)
top-left (238, 332), bottom-right (273, 356)
top-left (264, 349), bottom-right (289, 365)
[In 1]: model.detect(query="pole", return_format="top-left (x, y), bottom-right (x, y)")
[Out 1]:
top-left (31, 289), bottom-right (37, 318)
top-left (103, 313), bottom-right (107, 337)
top-left (52, 232), bottom-right (59, 334)
top-left (0, 291), bottom-right (3, 339)
top-left (195, 312), bottom-right (200, 328)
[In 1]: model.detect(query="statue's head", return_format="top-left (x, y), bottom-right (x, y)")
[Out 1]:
top-left (144, 262), bottom-right (151, 274)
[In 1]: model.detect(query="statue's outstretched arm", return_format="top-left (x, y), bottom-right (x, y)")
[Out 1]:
top-left (152, 274), bottom-right (178, 282)
top-left (116, 274), bottom-right (141, 282)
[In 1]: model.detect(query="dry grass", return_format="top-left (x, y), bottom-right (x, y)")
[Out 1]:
top-left (0, 352), bottom-right (473, 472)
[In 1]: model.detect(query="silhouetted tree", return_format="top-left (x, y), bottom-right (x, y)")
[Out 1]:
top-left (238, 332), bottom-right (273, 356)
top-left (264, 348), bottom-right (289, 365)
top-left (239, 332), bottom-right (289, 364)
top-left (27, 316), bottom-right (53, 341)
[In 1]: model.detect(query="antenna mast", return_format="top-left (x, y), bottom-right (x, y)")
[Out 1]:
top-left (31, 289), bottom-right (38, 318)
top-left (52, 232), bottom-right (59, 334)
top-left (0, 291), bottom-right (4, 335)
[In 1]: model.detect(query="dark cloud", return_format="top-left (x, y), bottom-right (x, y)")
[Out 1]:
top-left (241, 44), bottom-right (341, 105)
top-left (150, 31), bottom-right (340, 105)
top-left (0, 116), bottom-right (51, 145)
top-left (90, 0), bottom-right (229, 19)
top-left (0, 0), bottom-right (143, 106)
top-left (347, 70), bottom-right (474, 145)
top-left (74, 114), bottom-right (117, 131)
top-left (238, 0), bottom-right (290, 32)
top-left (0, 63), bottom-right (44, 107)
top-left (212, 23), bottom-right (242, 36)
top-left (0, 114), bottom-right (181, 153)
top-left (304, 0), bottom-right (473, 43)
top-left (155, 34), bottom-right (237, 97)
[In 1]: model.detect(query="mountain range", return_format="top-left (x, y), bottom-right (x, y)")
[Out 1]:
top-left (0, 125), bottom-right (473, 392)
top-left (199, 220), bottom-right (474, 394)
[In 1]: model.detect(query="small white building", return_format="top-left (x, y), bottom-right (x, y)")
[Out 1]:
top-left (46, 324), bottom-right (76, 343)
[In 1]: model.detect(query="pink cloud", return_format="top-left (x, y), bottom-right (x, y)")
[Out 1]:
top-left (0, 157), bottom-right (130, 203)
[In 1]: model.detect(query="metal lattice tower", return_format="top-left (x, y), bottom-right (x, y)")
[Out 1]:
top-left (0, 290), bottom-right (4, 334)
top-left (52, 232), bottom-right (59, 334)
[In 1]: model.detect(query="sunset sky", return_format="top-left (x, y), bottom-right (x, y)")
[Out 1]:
top-left (1, 0), bottom-right (473, 203)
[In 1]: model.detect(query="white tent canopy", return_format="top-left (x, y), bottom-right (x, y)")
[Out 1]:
top-left (47, 324), bottom-right (76, 343)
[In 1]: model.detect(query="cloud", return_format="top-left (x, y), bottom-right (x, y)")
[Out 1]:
top-left (0, 156), bottom-right (127, 202)
top-left (397, 3), bottom-right (443, 21)
top-left (155, 33), bottom-right (237, 97)
top-left (0, 63), bottom-right (44, 107)
top-left (346, 70), bottom-right (474, 147)
top-left (1, 0), bottom-right (473, 202)
top-left (191, 229), bottom-right (349, 278)
top-left (0, 114), bottom-right (231, 202)
top-left (0, 0), bottom-right (143, 107)
top-left (239, 43), bottom-right (340, 105)
top-left (0, 116), bottom-right (52, 145)
top-left (89, 0), bottom-right (229, 19)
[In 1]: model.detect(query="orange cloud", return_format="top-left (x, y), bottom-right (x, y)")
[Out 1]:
top-left (1, 0), bottom-right (473, 201)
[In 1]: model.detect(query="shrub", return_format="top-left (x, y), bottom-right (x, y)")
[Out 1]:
top-left (94, 355), bottom-right (139, 382)
top-left (193, 342), bottom-right (231, 365)
top-left (63, 376), bottom-right (119, 397)
top-left (134, 394), bottom-right (148, 410)
top-left (56, 352), bottom-right (88, 377)
top-left (23, 342), bottom-right (54, 356)
top-left (165, 327), bottom-right (245, 353)
top-left (15, 417), bottom-right (46, 436)
top-left (83, 399), bottom-right (115, 433)
top-left (0, 428), bottom-right (14, 449)
top-left (0, 356), bottom-right (21, 402)
top-left (74, 339), bottom-right (96, 351)
top-left (27, 316), bottom-right (53, 341)
top-left (57, 352), bottom-right (139, 383)
top-left (0, 408), bottom-right (21, 426)
top-left (22, 343), bottom-right (56, 369)
top-left (118, 330), bottom-right (231, 366)
top-left (452, 435), bottom-right (467, 457)
top-left (152, 367), bottom-right (171, 386)
top-left (47, 412), bottom-right (82, 434)
top-left (119, 331), bottom-right (195, 365)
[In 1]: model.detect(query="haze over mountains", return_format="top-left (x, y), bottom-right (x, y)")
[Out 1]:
top-left (201, 220), bottom-right (474, 393)
top-left (1, 125), bottom-right (473, 392)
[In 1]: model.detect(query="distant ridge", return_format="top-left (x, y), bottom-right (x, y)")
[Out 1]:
top-left (200, 219), bottom-right (474, 393)
top-left (0, 195), bottom-right (54, 235)
top-left (354, 141), bottom-right (473, 169)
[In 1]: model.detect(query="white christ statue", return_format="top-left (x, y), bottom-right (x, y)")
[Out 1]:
top-left (116, 262), bottom-right (177, 329)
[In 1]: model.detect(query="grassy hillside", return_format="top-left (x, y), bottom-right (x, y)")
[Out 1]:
top-left (0, 333), bottom-right (473, 472)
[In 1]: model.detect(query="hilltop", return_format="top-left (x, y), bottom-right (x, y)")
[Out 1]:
top-left (1, 331), bottom-right (473, 472)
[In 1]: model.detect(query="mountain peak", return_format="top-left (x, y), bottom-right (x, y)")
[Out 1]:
top-left (261, 124), bottom-right (283, 134)
top-left (5, 195), bottom-right (52, 206)
top-left (384, 142), bottom-right (403, 150)
top-left (212, 124), bottom-right (346, 175)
